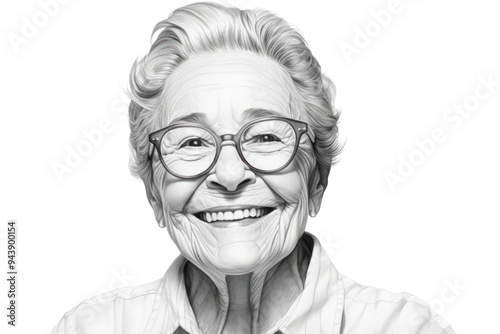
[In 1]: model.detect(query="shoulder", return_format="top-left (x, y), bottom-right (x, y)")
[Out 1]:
top-left (52, 278), bottom-right (161, 334)
top-left (341, 275), bottom-right (455, 334)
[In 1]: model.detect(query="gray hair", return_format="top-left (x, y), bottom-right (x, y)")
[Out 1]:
top-left (128, 2), bottom-right (342, 189)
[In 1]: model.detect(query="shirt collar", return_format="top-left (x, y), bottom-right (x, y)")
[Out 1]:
top-left (143, 233), bottom-right (345, 334)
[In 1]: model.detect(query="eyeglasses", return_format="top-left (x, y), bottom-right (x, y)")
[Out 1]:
top-left (149, 117), bottom-right (310, 179)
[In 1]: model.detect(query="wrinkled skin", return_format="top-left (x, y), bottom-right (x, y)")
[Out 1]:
top-left (146, 51), bottom-right (325, 333)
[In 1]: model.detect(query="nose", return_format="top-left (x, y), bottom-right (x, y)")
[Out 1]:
top-left (206, 144), bottom-right (256, 191)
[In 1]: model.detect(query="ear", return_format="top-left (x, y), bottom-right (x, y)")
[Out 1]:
top-left (308, 163), bottom-right (330, 217)
top-left (144, 178), bottom-right (165, 228)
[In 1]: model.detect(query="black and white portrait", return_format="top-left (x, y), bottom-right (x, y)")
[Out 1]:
top-left (2, 1), bottom-right (499, 333)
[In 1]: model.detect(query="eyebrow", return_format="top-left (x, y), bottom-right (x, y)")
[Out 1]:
top-left (169, 112), bottom-right (211, 126)
top-left (242, 108), bottom-right (283, 121)
top-left (169, 108), bottom-right (283, 127)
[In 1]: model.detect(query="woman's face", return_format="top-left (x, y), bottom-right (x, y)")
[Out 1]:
top-left (149, 51), bottom-right (323, 276)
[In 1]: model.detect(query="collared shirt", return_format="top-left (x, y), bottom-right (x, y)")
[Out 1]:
top-left (52, 233), bottom-right (455, 334)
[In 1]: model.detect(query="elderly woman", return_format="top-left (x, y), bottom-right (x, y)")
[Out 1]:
top-left (53, 2), bottom-right (454, 334)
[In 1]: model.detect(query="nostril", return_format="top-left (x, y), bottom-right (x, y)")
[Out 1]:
top-left (238, 179), bottom-right (253, 187)
top-left (206, 173), bottom-right (256, 192)
top-left (207, 179), bottom-right (226, 190)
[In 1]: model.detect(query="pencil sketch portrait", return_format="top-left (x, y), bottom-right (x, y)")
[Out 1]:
top-left (53, 2), bottom-right (455, 333)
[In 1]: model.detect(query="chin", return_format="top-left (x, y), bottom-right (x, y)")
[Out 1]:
top-left (215, 241), bottom-right (262, 274)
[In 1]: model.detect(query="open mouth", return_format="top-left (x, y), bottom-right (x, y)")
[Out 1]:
top-left (193, 207), bottom-right (276, 223)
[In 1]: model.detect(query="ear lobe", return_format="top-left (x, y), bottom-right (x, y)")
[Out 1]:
top-left (144, 180), bottom-right (165, 228)
top-left (308, 163), bottom-right (329, 217)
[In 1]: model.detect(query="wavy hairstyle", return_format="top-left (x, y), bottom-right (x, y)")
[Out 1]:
top-left (128, 2), bottom-right (342, 190)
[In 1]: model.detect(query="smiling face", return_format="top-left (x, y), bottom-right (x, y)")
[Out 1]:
top-left (147, 51), bottom-right (324, 276)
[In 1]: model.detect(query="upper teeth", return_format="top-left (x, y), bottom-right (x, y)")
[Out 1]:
top-left (198, 208), bottom-right (265, 223)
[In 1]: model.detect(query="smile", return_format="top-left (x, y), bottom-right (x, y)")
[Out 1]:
top-left (194, 207), bottom-right (276, 223)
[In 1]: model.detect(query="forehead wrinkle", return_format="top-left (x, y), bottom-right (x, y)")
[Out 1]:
top-left (161, 51), bottom-right (305, 130)
top-left (171, 71), bottom-right (294, 97)
top-left (168, 52), bottom-right (285, 79)
top-left (164, 52), bottom-right (296, 96)
top-left (169, 112), bottom-right (211, 127)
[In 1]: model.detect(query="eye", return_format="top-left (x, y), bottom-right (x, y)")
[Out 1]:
top-left (255, 134), bottom-right (281, 143)
top-left (180, 138), bottom-right (204, 148)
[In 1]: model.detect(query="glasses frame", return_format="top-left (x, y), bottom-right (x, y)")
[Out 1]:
top-left (149, 116), bottom-right (309, 179)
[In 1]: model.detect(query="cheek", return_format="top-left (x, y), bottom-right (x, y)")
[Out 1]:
top-left (260, 152), bottom-right (313, 203)
top-left (154, 168), bottom-right (204, 212)
top-left (260, 171), bottom-right (304, 203)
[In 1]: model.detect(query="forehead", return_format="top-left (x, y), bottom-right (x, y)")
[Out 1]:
top-left (160, 51), bottom-right (302, 129)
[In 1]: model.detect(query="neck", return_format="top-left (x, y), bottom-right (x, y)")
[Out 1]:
top-left (185, 234), bottom-right (313, 334)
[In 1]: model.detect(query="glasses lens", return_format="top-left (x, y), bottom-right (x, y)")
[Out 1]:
top-left (160, 126), bottom-right (216, 177)
top-left (241, 120), bottom-right (297, 171)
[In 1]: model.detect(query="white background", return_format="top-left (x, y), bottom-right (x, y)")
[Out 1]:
top-left (1, 0), bottom-right (499, 332)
